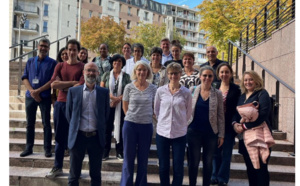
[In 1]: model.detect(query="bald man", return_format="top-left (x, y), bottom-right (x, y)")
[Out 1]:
top-left (200, 46), bottom-right (228, 83)
top-left (66, 62), bottom-right (110, 186)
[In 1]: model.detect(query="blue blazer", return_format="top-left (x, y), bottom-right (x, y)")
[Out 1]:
top-left (66, 85), bottom-right (110, 150)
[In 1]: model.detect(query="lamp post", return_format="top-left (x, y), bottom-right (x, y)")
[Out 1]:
top-left (17, 13), bottom-right (27, 96)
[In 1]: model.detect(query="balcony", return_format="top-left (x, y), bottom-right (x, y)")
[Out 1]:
top-left (184, 46), bottom-right (206, 53)
top-left (108, 7), bottom-right (116, 12)
top-left (14, 4), bottom-right (40, 17)
top-left (13, 22), bottom-right (39, 34)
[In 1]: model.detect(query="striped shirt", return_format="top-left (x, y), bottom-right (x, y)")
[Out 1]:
top-left (123, 83), bottom-right (157, 124)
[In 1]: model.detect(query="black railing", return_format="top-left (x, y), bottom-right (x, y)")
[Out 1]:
top-left (239, 0), bottom-right (295, 54)
top-left (9, 35), bottom-right (71, 96)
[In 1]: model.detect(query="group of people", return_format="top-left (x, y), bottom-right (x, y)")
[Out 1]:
top-left (19, 37), bottom-right (273, 186)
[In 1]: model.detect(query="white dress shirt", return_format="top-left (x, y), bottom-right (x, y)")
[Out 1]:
top-left (154, 84), bottom-right (193, 139)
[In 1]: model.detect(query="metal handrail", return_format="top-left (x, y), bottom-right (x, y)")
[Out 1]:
top-left (9, 34), bottom-right (49, 49)
top-left (9, 35), bottom-right (71, 62)
top-left (228, 39), bottom-right (295, 93)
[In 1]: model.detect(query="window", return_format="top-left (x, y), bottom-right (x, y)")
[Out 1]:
top-left (158, 15), bottom-right (160, 22)
top-left (43, 4), bottom-right (49, 16)
top-left (90, 0), bottom-right (92, 3)
top-left (198, 53), bottom-right (206, 59)
top-left (144, 12), bottom-right (148, 21)
top-left (99, 0), bottom-right (102, 6)
top-left (135, 0), bottom-right (139, 5)
top-left (198, 44), bottom-right (204, 48)
top-left (128, 7), bottom-right (131, 16)
top-left (99, 13), bottom-right (102, 18)
top-left (24, 20), bottom-right (29, 29)
top-left (149, 1), bottom-right (153, 9)
top-left (67, 21), bottom-right (70, 27)
top-left (137, 9), bottom-right (139, 16)
top-left (43, 21), bottom-right (48, 32)
top-left (89, 10), bottom-right (92, 18)
top-left (108, 1), bottom-right (115, 11)
top-left (127, 20), bottom-right (131, 29)
top-left (68, 5), bottom-right (70, 11)
top-left (119, 4), bottom-right (122, 11)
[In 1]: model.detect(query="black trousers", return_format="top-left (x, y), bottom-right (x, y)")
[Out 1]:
top-left (239, 139), bottom-right (271, 186)
top-left (68, 132), bottom-right (103, 186)
top-left (104, 107), bottom-right (124, 156)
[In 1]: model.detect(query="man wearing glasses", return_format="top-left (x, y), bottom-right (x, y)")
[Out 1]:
top-left (20, 38), bottom-right (57, 158)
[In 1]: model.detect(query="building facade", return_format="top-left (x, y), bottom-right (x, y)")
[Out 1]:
top-left (9, 0), bottom-right (77, 60)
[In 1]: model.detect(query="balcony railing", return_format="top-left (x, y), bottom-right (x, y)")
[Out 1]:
top-left (14, 22), bottom-right (39, 32)
top-left (143, 17), bottom-right (149, 21)
top-left (108, 7), bottom-right (116, 12)
top-left (14, 4), bottom-right (40, 15)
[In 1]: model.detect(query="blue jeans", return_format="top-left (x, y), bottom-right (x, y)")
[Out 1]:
top-left (120, 121), bottom-right (153, 186)
top-left (187, 128), bottom-right (218, 186)
top-left (212, 132), bottom-right (236, 183)
top-left (25, 96), bottom-right (52, 151)
top-left (68, 132), bottom-right (103, 186)
top-left (156, 133), bottom-right (186, 186)
top-left (53, 101), bottom-right (69, 169)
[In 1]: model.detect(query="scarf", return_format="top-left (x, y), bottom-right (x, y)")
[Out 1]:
top-left (109, 70), bottom-right (123, 143)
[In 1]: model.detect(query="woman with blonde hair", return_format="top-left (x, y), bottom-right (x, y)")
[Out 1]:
top-left (232, 70), bottom-right (272, 186)
top-left (120, 61), bottom-right (157, 186)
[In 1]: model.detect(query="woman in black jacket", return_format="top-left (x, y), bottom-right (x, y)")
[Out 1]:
top-left (211, 63), bottom-right (241, 186)
top-left (232, 70), bottom-right (272, 186)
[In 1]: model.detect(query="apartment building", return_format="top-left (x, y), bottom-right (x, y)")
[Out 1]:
top-left (9, 0), bottom-right (77, 60)
top-left (165, 3), bottom-right (207, 65)
top-left (79, 0), bottom-right (207, 65)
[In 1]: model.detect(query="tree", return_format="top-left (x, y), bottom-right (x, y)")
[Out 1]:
top-left (130, 22), bottom-right (186, 59)
top-left (197, 0), bottom-right (269, 59)
top-left (80, 16), bottom-right (128, 54)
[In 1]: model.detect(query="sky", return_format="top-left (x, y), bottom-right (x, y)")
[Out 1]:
top-left (155, 0), bottom-right (203, 9)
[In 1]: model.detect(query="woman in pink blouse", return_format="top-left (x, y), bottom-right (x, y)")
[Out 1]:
top-left (154, 62), bottom-right (192, 186)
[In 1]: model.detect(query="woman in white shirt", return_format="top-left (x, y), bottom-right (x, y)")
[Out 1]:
top-left (154, 62), bottom-right (192, 186)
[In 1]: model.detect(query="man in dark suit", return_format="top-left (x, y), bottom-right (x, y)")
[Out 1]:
top-left (66, 62), bottom-right (110, 186)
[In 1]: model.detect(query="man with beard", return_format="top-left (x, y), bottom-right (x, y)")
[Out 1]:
top-left (46, 39), bottom-right (85, 178)
top-left (66, 62), bottom-right (110, 186)
top-left (20, 38), bottom-right (56, 158)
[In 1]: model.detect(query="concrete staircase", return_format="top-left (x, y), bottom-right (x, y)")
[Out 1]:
top-left (9, 62), bottom-right (295, 186)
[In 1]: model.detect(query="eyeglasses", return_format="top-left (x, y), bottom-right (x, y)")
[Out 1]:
top-left (39, 44), bottom-right (49, 48)
top-left (168, 72), bottom-right (180, 76)
top-left (202, 74), bottom-right (213, 78)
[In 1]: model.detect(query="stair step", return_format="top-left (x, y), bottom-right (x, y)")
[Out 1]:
top-left (9, 138), bottom-right (295, 166)
top-left (9, 90), bottom-right (26, 97)
top-left (9, 110), bottom-right (54, 120)
top-left (8, 119), bottom-right (290, 141)
top-left (9, 151), bottom-right (295, 183)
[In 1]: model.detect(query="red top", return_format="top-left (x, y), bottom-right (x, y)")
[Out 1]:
top-left (50, 61), bottom-right (85, 102)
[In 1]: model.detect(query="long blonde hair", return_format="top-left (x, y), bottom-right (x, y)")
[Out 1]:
top-left (240, 70), bottom-right (264, 94)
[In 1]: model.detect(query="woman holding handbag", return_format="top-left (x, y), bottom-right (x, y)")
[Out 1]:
top-left (232, 70), bottom-right (273, 186)
top-left (100, 54), bottom-right (131, 161)
top-left (211, 63), bottom-right (241, 186)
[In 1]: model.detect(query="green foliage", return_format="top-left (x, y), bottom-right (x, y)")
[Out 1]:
top-left (197, 0), bottom-right (269, 60)
top-left (130, 22), bottom-right (186, 59)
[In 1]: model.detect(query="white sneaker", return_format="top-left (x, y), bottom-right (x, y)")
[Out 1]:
top-left (46, 167), bottom-right (63, 179)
